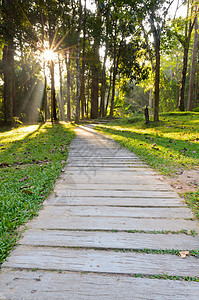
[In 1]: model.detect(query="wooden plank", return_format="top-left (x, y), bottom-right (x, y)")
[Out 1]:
top-left (29, 216), bottom-right (199, 232)
top-left (68, 157), bottom-right (140, 161)
top-left (2, 246), bottom-right (199, 277)
top-left (64, 170), bottom-right (157, 175)
top-left (54, 189), bottom-right (180, 198)
top-left (66, 167), bottom-right (153, 171)
top-left (20, 230), bottom-right (199, 250)
top-left (55, 183), bottom-right (172, 191)
top-left (0, 270), bottom-right (199, 300)
top-left (67, 164), bottom-right (148, 168)
top-left (46, 197), bottom-right (185, 207)
top-left (67, 161), bottom-right (146, 165)
top-left (60, 173), bottom-right (163, 180)
top-left (36, 206), bottom-right (193, 219)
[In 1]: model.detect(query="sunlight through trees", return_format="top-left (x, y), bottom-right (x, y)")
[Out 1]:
top-left (0, 0), bottom-right (198, 125)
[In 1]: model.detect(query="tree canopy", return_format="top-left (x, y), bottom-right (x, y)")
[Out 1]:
top-left (0, 0), bottom-right (198, 125)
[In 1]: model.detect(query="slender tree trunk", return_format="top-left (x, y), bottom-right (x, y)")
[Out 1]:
top-left (178, 0), bottom-right (195, 111)
top-left (50, 61), bottom-right (57, 122)
top-left (105, 73), bottom-right (112, 115)
top-left (154, 37), bottom-right (160, 122)
top-left (110, 38), bottom-right (122, 117)
top-left (195, 52), bottom-right (199, 107)
top-left (58, 53), bottom-right (64, 120)
top-left (178, 46), bottom-right (189, 111)
top-left (149, 89), bottom-right (153, 113)
top-left (75, 0), bottom-right (82, 123)
top-left (80, 0), bottom-right (86, 119)
top-left (100, 45), bottom-right (108, 117)
top-left (42, 63), bottom-right (48, 122)
top-left (86, 69), bottom-right (91, 118)
top-left (110, 35), bottom-right (117, 118)
top-left (2, 0), bottom-right (15, 124)
top-left (187, 17), bottom-right (198, 111)
top-left (65, 50), bottom-right (71, 121)
top-left (90, 46), bottom-right (99, 119)
top-left (44, 74), bottom-right (48, 121)
top-left (3, 44), bottom-right (14, 124)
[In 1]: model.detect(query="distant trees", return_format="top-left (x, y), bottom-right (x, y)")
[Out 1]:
top-left (0, 0), bottom-right (199, 125)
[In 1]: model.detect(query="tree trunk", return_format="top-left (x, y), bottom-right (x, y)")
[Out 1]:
top-left (178, 0), bottom-right (195, 111)
top-left (105, 73), bottom-right (112, 115)
top-left (178, 46), bottom-right (189, 111)
top-left (110, 37), bottom-right (122, 117)
top-left (195, 52), bottom-right (199, 107)
top-left (149, 89), bottom-right (153, 111)
top-left (44, 75), bottom-right (48, 122)
top-left (110, 35), bottom-right (117, 118)
top-left (75, 0), bottom-right (82, 123)
top-left (2, 0), bottom-right (15, 125)
top-left (154, 37), bottom-right (160, 122)
top-left (3, 44), bottom-right (14, 124)
top-left (100, 45), bottom-right (108, 117)
top-left (187, 17), bottom-right (198, 111)
top-left (80, 0), bottom-right (86, 119)
top-left (90, 47), bottom-right (99, 119)
top-left (58, 53), bottom-right (64, 120)
top-left (65, 50), bottom-right (71, 121)
top-left (50, 60), bottom-right (57, 122)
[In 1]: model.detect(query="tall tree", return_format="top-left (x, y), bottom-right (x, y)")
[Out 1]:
top-left (2, 0), bottom-right (16, 124)
top-left (178, 0), bottom-right (196, 111)
top-left (188, 6), bottom-right (198, 111)
top-left (80, 0), bottom-right (87, 119)
top-left (75, 0), bottom-right (82, 123)
top-left (139, 0), bottom-right (175, 121)
top-left (90, 2), bottom-right (102, 119)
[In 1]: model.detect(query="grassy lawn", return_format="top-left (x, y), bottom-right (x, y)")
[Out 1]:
top-left (96, 112), bottom-right (199, 218)
top-left (0, 122), bottom-right (75, 265)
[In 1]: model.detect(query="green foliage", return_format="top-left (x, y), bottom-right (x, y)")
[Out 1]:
top-left (184, 191), bottom-right (199, 219)
top-left (0, 123), bottom-right (75, 265)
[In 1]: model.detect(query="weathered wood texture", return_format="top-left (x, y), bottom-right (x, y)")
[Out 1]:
top-left (1, 270), bottom-right (199, 300)
top-left (31, 205), bottom-right (193, 219)
top-left (46, 197), bottom-right (185, 207)
top-left (20, 230), bottom-right (199, 250)
top-left (3, 246), bottom-right (199, 277)
top-left (29, 215), bottom-right (199, 231)
top-left (53, 189), bottom-right (180, 198)
top-left (1, 125), bottom-right (199, 299)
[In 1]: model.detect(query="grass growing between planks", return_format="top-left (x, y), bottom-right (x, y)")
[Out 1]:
top-left (0, 122), bottom-right (75, 265)
top-left (96, 112), bottom-right (199, 217)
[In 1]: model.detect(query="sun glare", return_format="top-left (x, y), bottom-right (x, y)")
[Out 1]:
top-left (42, 49), bottom-right (56, 62)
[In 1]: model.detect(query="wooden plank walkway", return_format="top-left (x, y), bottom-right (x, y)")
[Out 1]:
top-left (0, 125), bottom-right (199, 299)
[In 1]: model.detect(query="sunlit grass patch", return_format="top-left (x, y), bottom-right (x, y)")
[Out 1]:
top-left (96, 113), bottom-right (199, 176)
top-left (0, 123), bottom-right (75, 265)
top-left (96, 112), bottom-right (199, 219)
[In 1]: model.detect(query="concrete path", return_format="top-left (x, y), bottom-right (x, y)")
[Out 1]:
top-left (0, 125), bottom-right (199, 299)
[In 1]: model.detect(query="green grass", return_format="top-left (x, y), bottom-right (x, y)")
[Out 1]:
top-left (96, 112), bottom-right (199, 217)
top-left (184, 191), bottom-right (199, 219)
top-left (0, 122), bottom-right (75, 265)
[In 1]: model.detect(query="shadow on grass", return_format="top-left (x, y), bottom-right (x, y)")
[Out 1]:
top-left (0, 122), bottom-right (75, 265)
top-left (95, 125), bottom-right (199, 173)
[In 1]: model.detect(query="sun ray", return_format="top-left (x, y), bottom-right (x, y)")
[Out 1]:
top-left (50, 7), bottom-right (65, 50)
top-left (16, 64), bottom-right (42, 95)
top-left (52, 27), bottom-right (73, 53)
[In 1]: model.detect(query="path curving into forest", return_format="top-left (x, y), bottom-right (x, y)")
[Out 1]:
top-left (0, 125), bottom-right (199, 299)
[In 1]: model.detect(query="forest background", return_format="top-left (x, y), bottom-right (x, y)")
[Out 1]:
top-left (0, 0), bottom-right (198, 125)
